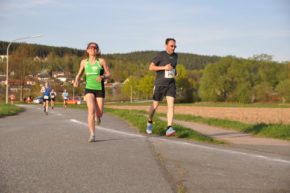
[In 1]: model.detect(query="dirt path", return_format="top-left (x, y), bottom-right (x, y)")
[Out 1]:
top-left (163, 118), bottom-right (290, 146)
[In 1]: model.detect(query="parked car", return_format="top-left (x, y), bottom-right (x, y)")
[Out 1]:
top-left (66, 96), bottom-right (84, 105)
top-left (33, 96), bottom-right (44, 104)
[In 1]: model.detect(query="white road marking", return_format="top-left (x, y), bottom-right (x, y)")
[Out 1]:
top-left (69, 118), bottom-right (290, 165)
top-left (155, 138), bottom-right (290, 165)
top-left (32, 105), bottom-right (63, 116)
top-left (70, 119), bottom-right (144, 138)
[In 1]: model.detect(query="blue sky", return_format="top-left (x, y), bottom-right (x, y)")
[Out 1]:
top-left (0, 0), bottom-right (289, 61)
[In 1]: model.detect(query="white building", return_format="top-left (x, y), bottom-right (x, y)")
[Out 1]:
top-left (0, 55), bottom-right (7, 62)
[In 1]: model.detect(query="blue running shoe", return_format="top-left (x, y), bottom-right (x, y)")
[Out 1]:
top-left (146, 123), bottom-right (153, 134)
top-left (166, 126), bottom-right (176, 137)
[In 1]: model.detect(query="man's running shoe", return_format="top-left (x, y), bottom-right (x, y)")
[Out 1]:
top-left (166, 126), bottom-right (176, 137)
top-left (146, 123), bottom-right (153, 134)
top-left (88, 135), bottom-right (95, 142)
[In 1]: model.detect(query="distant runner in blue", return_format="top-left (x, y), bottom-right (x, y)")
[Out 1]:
top-left (40, 82), bottom-right (51, 115)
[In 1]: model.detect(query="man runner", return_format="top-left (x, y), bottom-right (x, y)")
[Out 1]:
top-left (146, 38), bottom-right (178, 136)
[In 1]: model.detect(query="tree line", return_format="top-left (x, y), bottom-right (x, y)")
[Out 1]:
top-left (0, 41), bottom-right (289, 103)
top-left (199, 56), bottom-right (290, 103)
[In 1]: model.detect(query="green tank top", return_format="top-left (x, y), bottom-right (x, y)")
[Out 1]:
top-left (84, 59), bottom-right (103, 90)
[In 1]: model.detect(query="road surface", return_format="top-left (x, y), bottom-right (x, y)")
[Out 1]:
top-left (0, 104), bottom-right (289, 193)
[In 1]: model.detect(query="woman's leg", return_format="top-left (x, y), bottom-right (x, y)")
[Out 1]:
top-left (95, 97), bottom-right (104, 125)
top-left (63, 99), bottom-right (66, 108)
top-left (51, 100), bottom-right (54, 109)
top-left (86, 93), bottom-right (96, 137)
top-left (45, 100), bottom-right (49, 114)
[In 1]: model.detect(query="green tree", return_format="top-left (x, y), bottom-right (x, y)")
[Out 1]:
top-left (250, 54), bottom-right (273, 62)
top-left (226, 59), bottom-right (256, 103)
top-left (257, 61), bottom-right (287, 88)
top-left (229, 82), bottom-right (252, 103)
top-left (138, 74), bottom-right (154, 100)
top-left (252, 82), bottom-right (273, 102)
top-left (198, 57), bottom-right (233, 101)
top-left (176, 65), bottom-right (193, 102)
top-left (276, 79), bottom-right (290, 102)
top-left (122, 76), bottom-right (140, 101)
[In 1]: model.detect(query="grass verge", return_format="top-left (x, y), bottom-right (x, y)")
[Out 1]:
top-left (0, 104), bottom-right (23, 118)
top-left (64, 104), bottom-right (290, 141)
top-left (165, 113), bottom-right (290, 141)
top-left (105, 108), bottom-right (221, 144)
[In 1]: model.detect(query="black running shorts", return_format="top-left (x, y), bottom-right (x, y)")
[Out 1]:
top-left (43, 95), bottom-right (50, 102)
top-left (85, 88), bottom-right (105, 98)
top-left (152, 83), bottom-right (176, 101)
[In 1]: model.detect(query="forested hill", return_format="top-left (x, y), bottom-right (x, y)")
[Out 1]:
top-left (0, 41), bottom-right (221, 69)
top-left (106, 51), bottom-right (221, 69)
top-left (0, 41), bottom-right (85, 57)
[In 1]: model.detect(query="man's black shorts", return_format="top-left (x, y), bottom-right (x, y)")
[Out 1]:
top-left (153, 83), bottom-right (176, 101)
top-left (85, 88), bottom-right (105, 98)
top-left (43, 95), bottom-right (50, 102)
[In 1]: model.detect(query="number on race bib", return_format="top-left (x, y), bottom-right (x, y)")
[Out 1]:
top-left (165, 69), bottom-right (175, 78)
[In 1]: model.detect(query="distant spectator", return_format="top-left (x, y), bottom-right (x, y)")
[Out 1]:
top-left (50, 89), bottom-right (57, 109)
top-left (9, 94), bottom-right (16, 104)
top-left (62, 89), bottom-right (69, 108)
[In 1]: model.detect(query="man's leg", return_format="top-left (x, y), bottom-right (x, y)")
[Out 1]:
top-left (146, 100), bottom-right (159, 134)
top-left (166, 96), bottom-right (174, 126)
top-left (148, 100), bottom-right (159, 122)
top-left (165, 96), bottom-right (176, 136)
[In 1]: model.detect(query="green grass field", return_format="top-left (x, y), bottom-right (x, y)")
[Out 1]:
top-left (0, 104), bottom-right (23, 117)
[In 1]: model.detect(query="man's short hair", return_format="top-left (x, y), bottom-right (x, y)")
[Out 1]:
top-left (165, 38), bottom-right (176, 45)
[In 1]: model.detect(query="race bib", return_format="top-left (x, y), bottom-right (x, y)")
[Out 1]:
top-left (165, 69), bottom-right (175, 78)
top-left (44, 96), bottom-right (49, 99)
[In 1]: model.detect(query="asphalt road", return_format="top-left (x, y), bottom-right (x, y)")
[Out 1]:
top-left (0, 104), bottom-right (289, 193)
